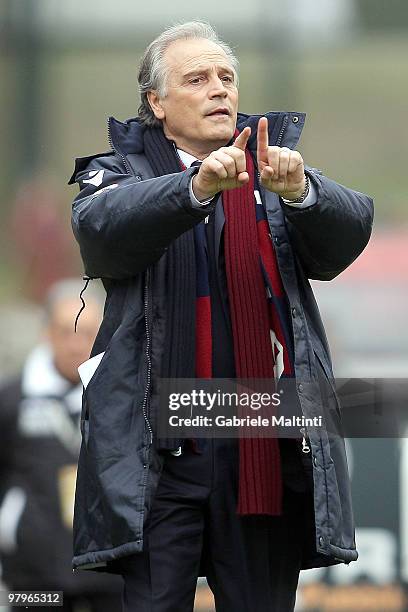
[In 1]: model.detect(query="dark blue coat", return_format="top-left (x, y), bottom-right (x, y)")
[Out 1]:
top-left (69, 112), bottom-right (373, 573)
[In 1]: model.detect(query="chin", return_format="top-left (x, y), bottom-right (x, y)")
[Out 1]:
top-left (211, 125), bottom-right (234, 143)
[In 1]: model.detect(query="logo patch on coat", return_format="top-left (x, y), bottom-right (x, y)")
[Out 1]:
top-left (83, 169), bottom-right (105, 187)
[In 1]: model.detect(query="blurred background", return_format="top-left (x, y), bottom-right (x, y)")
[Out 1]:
top-left (0, 0), bottom-right (407, 610)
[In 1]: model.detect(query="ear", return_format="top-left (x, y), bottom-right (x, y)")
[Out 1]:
top-left (147, 91), bottom-right (165, 120)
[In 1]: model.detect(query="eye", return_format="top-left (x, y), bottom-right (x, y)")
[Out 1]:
top-left (189, 76), bottom-right (204, 85)
top-left (221, 75), bottom-right (234, 83)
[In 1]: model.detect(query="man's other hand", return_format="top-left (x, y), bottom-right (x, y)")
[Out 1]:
top-left (191, 127), bottom-right (251, 201)
top-left (257, 116), bottom-right (306, 200)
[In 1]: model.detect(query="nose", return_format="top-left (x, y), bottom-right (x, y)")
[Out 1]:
top-left (208, 75), bottom-right (228, 98)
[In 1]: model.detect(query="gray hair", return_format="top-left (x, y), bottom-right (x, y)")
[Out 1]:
top-left (137, 21), bottom-right (239, 127)
top-left (44, 278), bottom-right (105, 322)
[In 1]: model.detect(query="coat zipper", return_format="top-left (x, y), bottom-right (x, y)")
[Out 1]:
top-left (142, 268), bottom-right (153, 446)
top-left (107, 117), bottom-right (153, 446)
top-left (276, 114), bottom-right (289, 147)
top-left (299, 427), bottom-right (311, 453)
top-left (277, 114), bottom-right (311, 453)
top-left (107, 117), bottom-right (132, 174)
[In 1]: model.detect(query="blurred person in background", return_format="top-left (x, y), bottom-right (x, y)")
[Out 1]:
top-left (9, 178), bottom-right (79, 304)
top-left (69, 21), bottom-right (373, 612)
top-left (0, 278), bottom-right (122, 612)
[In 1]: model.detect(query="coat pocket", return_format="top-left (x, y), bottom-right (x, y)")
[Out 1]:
top-left (78, 352), bottom-right (106, 389)
top-left (79, 352), bottom-right (107, 450)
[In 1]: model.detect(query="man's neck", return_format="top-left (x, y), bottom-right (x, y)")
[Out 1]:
top-left (162, 126), bottom-right (229, 160)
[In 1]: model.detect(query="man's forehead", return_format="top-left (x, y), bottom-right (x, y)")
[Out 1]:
top-left (164, 38), bottom-right (232, 74)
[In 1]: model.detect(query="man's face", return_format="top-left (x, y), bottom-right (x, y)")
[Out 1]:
top-left (148, 38), bottom-right (239, 158)
top-left (46, 297), bottom-right (101, 384)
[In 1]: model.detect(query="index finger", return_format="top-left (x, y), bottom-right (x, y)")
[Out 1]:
top-left (233, 126), bottom-right (251, 151)
top-left (257, 116), bottom-right (269, 163)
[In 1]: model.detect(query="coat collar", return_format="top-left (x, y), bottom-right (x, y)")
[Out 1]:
top-left (107, 111), bottom-right (306, 159)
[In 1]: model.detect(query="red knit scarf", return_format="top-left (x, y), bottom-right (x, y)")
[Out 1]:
top-left (192, 148), bottom-right (284, 515)
top-left (179, 140), bottom-right (287, 515)
top-left (222, 148), bottom-right (283, 515)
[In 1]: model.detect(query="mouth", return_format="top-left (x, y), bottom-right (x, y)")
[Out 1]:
top-left (206, 107), bottom-right (231, 118)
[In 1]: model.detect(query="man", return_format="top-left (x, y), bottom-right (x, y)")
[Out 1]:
top-left (0, 279), bottom-right (122, 612)
top-left (69, 21), bottom-right (373, 611)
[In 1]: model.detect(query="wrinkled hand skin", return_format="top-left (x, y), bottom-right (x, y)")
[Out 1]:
top-left (192, 127), bottom-right (251, 201)
top-left (192, 117), bottom-right (306, 202)
top-left (256, 116), bottom-right (306, 200)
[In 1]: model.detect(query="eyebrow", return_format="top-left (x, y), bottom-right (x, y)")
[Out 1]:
top-left (183, 65), bottom-right (235, 79)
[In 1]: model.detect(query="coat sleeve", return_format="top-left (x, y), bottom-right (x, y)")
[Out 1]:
top-left (70, 153), bottom-right (216, 279)
top-left (281, 168), bottom-right (374, 281)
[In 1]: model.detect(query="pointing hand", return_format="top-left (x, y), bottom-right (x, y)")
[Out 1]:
top-left (257, 116), bottom-right (306, 200)
top-left (192, 127), bottom-right (251, 201)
